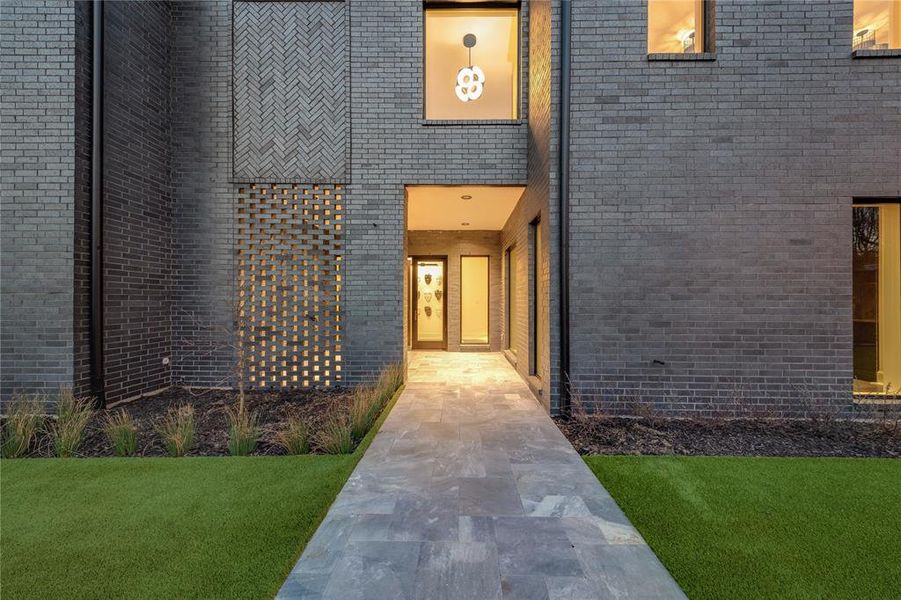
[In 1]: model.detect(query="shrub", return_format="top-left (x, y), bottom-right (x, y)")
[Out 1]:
top-left (50, 389), bottom-right (93, 458)
top-left (1, 394), bottom-right (45, 458)
top-left (225, 402), bottom-right (259, 456)
top-left (315, 416), bottom-right (354, 454)
top-left (156, 405), bottom-right (195, 457)
top-left (349, 387), bottom-right (378, 441)
top-left (274, 418), bottom-right (310, 455)
top-left (104, 409), bottom-right (137, 457)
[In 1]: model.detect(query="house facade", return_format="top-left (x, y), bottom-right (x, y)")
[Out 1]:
top-left (1, 0), bottom-right (899, 416)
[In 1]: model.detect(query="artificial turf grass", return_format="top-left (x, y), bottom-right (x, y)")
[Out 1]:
top-left (584, 456), bottom-right (901, 600)
top-left (0, 385), bottom-right (404, 600)
top-left (1, 456), bottom-right (355, 599)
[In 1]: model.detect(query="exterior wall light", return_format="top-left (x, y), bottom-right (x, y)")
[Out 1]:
top-left (455, 33), bottom-right (485, 103)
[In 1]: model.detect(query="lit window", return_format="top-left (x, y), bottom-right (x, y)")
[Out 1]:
top-left (505, 246), bottom-right (517, 352)
top-left (424, 7), bottom-right (519, 120)
top-left (529, 218), bottom-right (541, 378)
top-left (853, 0), bottom-right (901, 50)
top-left (648, 0), bottom-right (707, 54)
top-left (852, 202), bottom-right (901, 394)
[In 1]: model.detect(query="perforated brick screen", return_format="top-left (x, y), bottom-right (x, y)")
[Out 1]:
top-left (236, 183), bottom-right (343, 388)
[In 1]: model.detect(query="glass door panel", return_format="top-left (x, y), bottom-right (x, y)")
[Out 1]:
top-left (413, 258), bottom-right (446, 349)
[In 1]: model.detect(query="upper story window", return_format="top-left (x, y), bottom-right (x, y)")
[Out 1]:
top-left (424, 6), bottom-right (519, 120)
top-left (648, 0), bottom-right (708, 54)
top-left (853, 0), bottom-right (901, 50)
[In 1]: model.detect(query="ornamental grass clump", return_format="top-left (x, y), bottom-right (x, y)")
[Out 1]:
top-left (349, 387), bottom-right (379, 442)
top-left (315, 416), bottom-right (354, 455)
top-left (274, 417), bottom-right (310, 455)
top-left (50, 389), bottom-right (93, 458)
top-left (226, 402), bottom-right (259, 456)
top-left (156, 405), bottom-right (195, 457)
top-left (104, 409), bottom-right (137, 457)
top-left (375, 362), bottom-right (404, 405)
top-left (1, 394), bottom-right (45, 458)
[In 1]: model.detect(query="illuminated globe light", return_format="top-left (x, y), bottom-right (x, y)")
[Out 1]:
top-left (454, 65), bottom-right (485, 103)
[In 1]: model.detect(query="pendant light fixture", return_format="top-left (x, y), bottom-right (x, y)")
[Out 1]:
top-left (455, 33), bottom-right (485, 103)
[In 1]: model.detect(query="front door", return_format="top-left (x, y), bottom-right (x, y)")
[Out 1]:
top-left (412, 257), bottom-right (447, 349)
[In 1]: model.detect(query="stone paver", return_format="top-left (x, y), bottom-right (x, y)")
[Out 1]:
top-left (278, 352), bottom-right (685, 599)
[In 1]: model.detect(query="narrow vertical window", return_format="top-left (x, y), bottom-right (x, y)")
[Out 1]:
top-left (424, 6), bottom-right (519, 120)
top-left (648, 0), bottom-right (707, 54)
top-left (529, 218), bottom-right (541, 377)
top-left (853, 202), bottom-right (901, 394)
top-left (461, 256), bottom-right (489, 345)
top-left (853, 0), bottom-right (901, 50)
top-left (505, 246), bottom-right (516, 352)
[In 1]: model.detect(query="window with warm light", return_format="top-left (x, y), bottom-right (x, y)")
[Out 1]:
top-left (529, 218), bottom-right (541, 378)
top-left (853, 202), bottom-right (901, 395)
top-left (853, 0), bottom-right (901, 50)
top-left (424, 7), bottom-right (519, 120)
top-left (648, 0), bottom-right (707, 54)
top-left (505, 246), bottom-right (517, 353)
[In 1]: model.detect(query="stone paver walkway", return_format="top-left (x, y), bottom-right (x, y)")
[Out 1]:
top-left (278, 352), bottom-right (685, 599)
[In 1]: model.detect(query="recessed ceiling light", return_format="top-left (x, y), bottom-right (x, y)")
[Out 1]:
top-left (461, 222), bottom-right (470, 226)
top-left (461, 194), bottom-right (472, 200)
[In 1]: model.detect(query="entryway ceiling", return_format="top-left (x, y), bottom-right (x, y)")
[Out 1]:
top-left (406, 185), bottom-right (525, 230)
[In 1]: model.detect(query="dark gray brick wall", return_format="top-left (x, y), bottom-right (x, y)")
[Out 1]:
top-left (1, 0), bottom-right (76, 402)
top-left (565, 0), bottom-right (901, 417)
top-left (407, 230), bottom-right (503, 352)
top-left (345, 0), bottom-right (529, 387)
top-left (73, 0), bottom-right (91, 397)
top-left (170, 1), bottom-right (235, 389)
top-left (101, 1), bottom-right (173, 403)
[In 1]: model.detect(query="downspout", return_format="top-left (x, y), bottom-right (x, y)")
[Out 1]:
top-left (90, 0), bottom-right (105, 406)
top-left (557, 0), bottom-right (572, 414)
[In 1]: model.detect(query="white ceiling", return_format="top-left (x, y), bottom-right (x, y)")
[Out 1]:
top-left (406, 185), bottom-right (525, 231)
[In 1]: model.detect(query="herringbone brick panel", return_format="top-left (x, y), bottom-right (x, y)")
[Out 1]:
top-left (233, 2), bottom-right (348, 182)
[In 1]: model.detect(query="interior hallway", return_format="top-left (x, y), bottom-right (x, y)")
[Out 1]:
top-left (277, 352), bottom-right (684, 599)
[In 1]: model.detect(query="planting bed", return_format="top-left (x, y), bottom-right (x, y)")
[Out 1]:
top-left (557, 415), bottom-right (901, 458)
top-left (12, 387), bottom-right (358, 458)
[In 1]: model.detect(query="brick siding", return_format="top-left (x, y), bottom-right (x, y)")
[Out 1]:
top-left (1, 0), bottom-right (76, 403)
top-left (565, 0), bottom-right (901, 417)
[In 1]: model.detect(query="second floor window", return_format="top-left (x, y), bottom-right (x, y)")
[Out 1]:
top-left (853, 0), bottom-right (901, 50)
top-left (648, 0), bottom-right (707, 54)
top-left (424, 7), bottom-right (519, 120)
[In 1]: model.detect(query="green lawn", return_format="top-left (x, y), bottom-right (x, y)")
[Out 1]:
top-left (0, 387), bottom-right (402, 600)
top-left (585, 456), bottom-right (901, 600)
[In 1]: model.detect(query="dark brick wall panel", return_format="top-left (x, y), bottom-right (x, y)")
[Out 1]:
top-left (73, 0), bottom-right (91, 397)
top-left (565, 0), bottom-right (901, 417)
top-left (1, 0), bottom-right (76, 403)
top-left (170, 1), bottom-right (235, 389)
top-left (101, 1), bottom-right (172, 403)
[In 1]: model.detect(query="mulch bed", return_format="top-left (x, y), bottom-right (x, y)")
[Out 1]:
top-left (16, 387), bottom-right (357, 458)
top-left (555, 416), bottom-right (901, 458)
